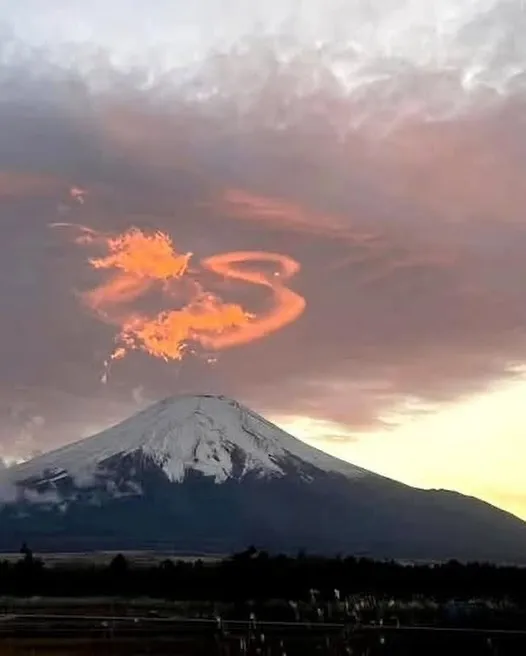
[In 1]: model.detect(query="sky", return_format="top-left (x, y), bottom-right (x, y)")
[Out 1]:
top-left (0, 0), bottom-right (526, 520)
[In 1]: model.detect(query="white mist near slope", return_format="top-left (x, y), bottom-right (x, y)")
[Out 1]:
top-left (0, 395), bottom-right (369, 501)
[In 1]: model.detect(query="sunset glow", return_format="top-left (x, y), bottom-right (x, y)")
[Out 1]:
top-left (274, 376), bottom-right (526, 521)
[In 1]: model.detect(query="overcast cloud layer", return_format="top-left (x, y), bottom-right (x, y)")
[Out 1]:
top-left (1, 0), bottom-right (526, 460)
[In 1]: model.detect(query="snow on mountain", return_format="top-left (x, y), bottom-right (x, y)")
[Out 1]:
top-left (0, 395), bottom-right (369, 500)
top-left (2, 395), bottom-right (526, 562)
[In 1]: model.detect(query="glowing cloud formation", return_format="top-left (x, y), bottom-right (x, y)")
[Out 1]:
top-left (55, 222), bottom-right (305, 375)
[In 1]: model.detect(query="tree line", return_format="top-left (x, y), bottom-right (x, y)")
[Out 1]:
top-left (1, 545), bottom-right (525, 604)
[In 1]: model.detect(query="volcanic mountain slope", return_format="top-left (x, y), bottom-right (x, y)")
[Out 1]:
top-left (0, 394), bottom-right (525, 563)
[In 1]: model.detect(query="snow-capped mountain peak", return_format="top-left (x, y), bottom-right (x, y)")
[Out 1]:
top-left (3, 395), bottom-right (368, 493)
top-left (2, 396), bottom-right (526, 564)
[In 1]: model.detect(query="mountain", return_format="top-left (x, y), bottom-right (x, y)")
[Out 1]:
top-left (0, 394), bottom-right (525, 563)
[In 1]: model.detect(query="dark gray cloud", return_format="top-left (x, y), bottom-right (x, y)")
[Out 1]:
top-left (1, 0), bottom-right (526, 458)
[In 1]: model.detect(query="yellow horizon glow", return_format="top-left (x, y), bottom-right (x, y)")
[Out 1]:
top-left (271, 377), bottom-right (526, 522)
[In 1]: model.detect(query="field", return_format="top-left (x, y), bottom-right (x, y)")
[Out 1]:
top-left (0, 611), bottom-right (525, 654)
top-left (1, 550), bottom-right (526, 653)
top-left (0, 551), bottom-right (224, 568)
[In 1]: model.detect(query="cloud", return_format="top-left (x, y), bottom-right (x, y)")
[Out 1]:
top-left (0, 0), bottom-right (525, 457)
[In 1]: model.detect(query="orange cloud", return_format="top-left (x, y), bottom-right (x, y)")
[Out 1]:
top-left (55, 224), bottom-right (306, 376)
top-left (221, 188), bottom-right (377, 245)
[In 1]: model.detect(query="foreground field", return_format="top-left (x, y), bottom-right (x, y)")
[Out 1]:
top-left (1, 549), bottom-right (525, 653)
top-left (0, 617), bottom-right (526, 655)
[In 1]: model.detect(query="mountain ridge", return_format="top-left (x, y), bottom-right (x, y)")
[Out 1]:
top-left (0, 394), bottom-right (370, 501)
top-left (0, 394), bottom-right (525, 563)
